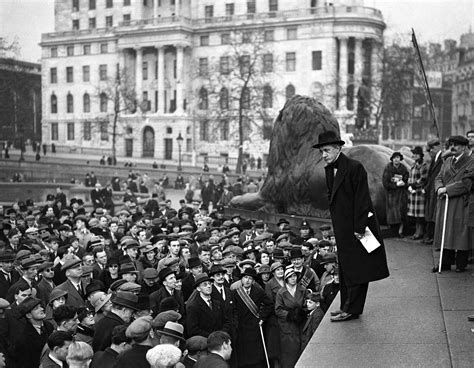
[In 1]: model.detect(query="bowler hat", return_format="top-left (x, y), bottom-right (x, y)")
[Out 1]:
top-left (188, 257), bottom-right (202, 269)
top-left (312, 131), bottom-right (345, 149)
top-left (272, 248), bottom-right (285, 259)
top-left (240, 267), bottom-right (257, 279)
top-left (158, 267), bottom-right (175, 283)
top-left (448, 135), bottom-right (469, 146)
top-left (290, 248), bottom-right (304, 259)
top-left (193, 273), bottom-right (212, 288)
top-left (111, 291), bottom-right (139, 311)
top-left (390, 152), bottom-right (404, 161)
top-left (0, 250), bottom-right (15, 262)
top-left (276, 218), bottom-right (289, 226)
top-left (159, 321), bottom-right (185, 341)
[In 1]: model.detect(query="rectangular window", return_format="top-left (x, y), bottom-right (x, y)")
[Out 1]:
top-left (67, 46), bottom-right (74, 56)
top-left (247, 0), bottom-right (256, 15)
top-left (143, 61), bottom-right (148, 80)
top-left (67, 123), bottom-right (75, 140)
top-left (106, 0), bottom-right (113, 8)
top-left (83, 66), bottom-right (90, 82)
top-left (200, 120), bottom-right (209, 141)
top-left (100, 94), bottom-right (108, 112)
top-left (286, 52), bottom-right (296, 72)
top-left (72, 0), bottom-right (79, 11)
top-left (99, 64), bottom-right (107, 81)
top-left (105, 16), bottom-right (113, 27)
top-left (100, 43), bottom-right (108, 53)
top-left (123, 14), bottom-right (131, 25)
top-left (142, 91), bottom-right (150, 111)
top-left (124, 0), bottom-right (130, 5)
top-left (199, 58), bottom-right (208, 76)
top-left (287, 28), bottom-right (297, 40)
top-left (51, 47), bottom-right (58, 58)
top-left (205, 5), bottom-right (213, 22)
top-left (220, 120), bottom-right (229, 140)
top-left (89, 0), bottom-right (96, 10)
top-left (66, 66), bottom-right (74, 83)
top-left (72, 19), bottom-right (79, 30)
top-left (240, 55), bottom-right (250, 75)
top-left (100, 121), bottom-right (109, 141)
top-left (263, 53), bottom-right (273, 73)
top-left (221, 33), bottom-right (230, 45)
top-left (225, 3), bottom-right (234, 16)
top-left (50, 68), bottom-right (57, 84)
top-left (83, 44), bottom-right (91, 55)
top-left (89, 18), bottom-right (96, 29)
top-left (200, 35), bottom-right (209, 46)
top-left (264, 30), bottom-right (274, 41)
top-left (51, 123), bottom-right (58, 141)
top-left (220, 56), bottom-right (230, 74)
top-left (312, 50), bottom-right (322, 70)
top-left (84, 122), bottom-right (92, 141)
top-left (269, 0), bottom-right (278, 12)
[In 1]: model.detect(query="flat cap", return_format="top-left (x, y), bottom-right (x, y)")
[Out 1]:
top-left (186, 336), bottom-right (208, 353)
top-left (126, 316), bottom-right (153, 339)
top-left (61, 257), bottom-right (82, 271)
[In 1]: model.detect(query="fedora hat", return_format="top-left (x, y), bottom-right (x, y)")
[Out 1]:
top-left (447, 135), bottom-right (469, 146)
top-left (188, 257), bottom-right (202, 270)
top-left (111, 291), bottom-right (139, 311)
top-left (312, 131), bottom-right (345, 149)
top-left (240, 267), bottom-right (257, 279)
top-left (208, 264), bottom-right (225, 277)
top-left (158, 267), bottom-right (176, 284)
top-left (321, 252), bottom-right (337, 265)
top-left (193, 273), bottom-right (212, 288)
top-left (159, 321), bottom-right (185, 341)
top-left (0, 250), bottom-right (15, 263)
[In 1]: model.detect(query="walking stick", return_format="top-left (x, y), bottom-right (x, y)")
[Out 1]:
top-left (438, 195), bottom-right (449, 273)
top-left (258, 320), bottom-right (270, 368)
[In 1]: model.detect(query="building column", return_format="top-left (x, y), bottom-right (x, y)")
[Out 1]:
top-left (332, 37), bottom-right (338, 109)
top-left (175, 0), bottom-right (180, 16)
top-left (339, 36), bottom-right (348, 110)
top-left (153, 0), bottom-right (158, 18)
top-left (135, 47), bottom-right (143, 109)
top-left (176, 45), bottom-right (184, 114)
top-left (354, 37), bottom-right (363, 100)
top-left (119, 48), bottom-right (127, 72)
top-left (157, 46), bottom-right (165, 113)
top-left (370, 38), bottom-right (381, 126)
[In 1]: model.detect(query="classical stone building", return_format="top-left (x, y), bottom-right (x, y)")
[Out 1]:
top-left (0, 58), bottom-right (41, 149)
top-left (40, 0), bottom-right (385, 166)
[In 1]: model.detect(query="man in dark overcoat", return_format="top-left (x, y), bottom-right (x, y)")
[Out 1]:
top-left (232, 268), bottom-right (272, 368)
top-left (423, 138), bottom-right (443, 244)
top-left (313, 131), bottom-right (389, 322)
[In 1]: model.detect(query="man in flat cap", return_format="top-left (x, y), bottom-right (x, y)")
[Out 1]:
top-left (115, 316), bottom-right (154, 368)
top-left (433, 135), bottom-right (474, 272)
top-left (313, 131), bottom-right (389, 322)
top-left (423, 138), bottom-right (443, 244)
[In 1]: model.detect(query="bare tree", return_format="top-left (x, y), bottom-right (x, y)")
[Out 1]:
top-left (96, 68), bottom-right (139, 161)
top-left (0, 36), bottom-right (20, 58)
top-left (195, 29), bottom-right (279, 173)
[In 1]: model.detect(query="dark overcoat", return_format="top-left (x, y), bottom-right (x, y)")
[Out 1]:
top-left (263, 277), bottom-right (284, 361)
top-left (326, 153), bottom-right (389, 286)
top-left (36, 277), bottom-right (55, 307)
top-left (90, 347), bottom-right (119, 368)
top-left (186, 294), bottom-right (230, 337)
top-left (92, 311), bottom-right (125, 352)
top-left (53, 278), bottom-right (88, 308)
top-left (274, 285), bottom-right (308, 368)
top-left (433, 154), bottom-right (474, 250)
top-left (114, 344), bottom-right (152, 368)
top-left (13, 320), bottom-right (54, 368)
top-left (232, 285), bottom-right (272, 367)
top-left (382, 162), bottom-right (409, 224)
top-left (150, 286), bottom-right (185, 318)
top-left (424, 152), bottom-right (443, 222)
top-left (301, 307), bottom-right (324, 351)
top-left (0, 269), bottom-right (20, 299)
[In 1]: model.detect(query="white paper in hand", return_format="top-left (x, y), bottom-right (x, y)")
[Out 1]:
top-left (359, 226), bottom-right (381, 253)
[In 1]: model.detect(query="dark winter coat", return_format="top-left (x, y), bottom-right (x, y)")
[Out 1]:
top-left (92, 311), bottom-right (125, 352)
top-left (382, 162), bottom-right (409, 224)
top-left (263, 277), bottom-right (284, 361)
top-left (424, 152), bottom-right (443, 222)
top-left (186, 294), bottom-right (230, 337)
top-left (325, 153), bottom-right (389, 286)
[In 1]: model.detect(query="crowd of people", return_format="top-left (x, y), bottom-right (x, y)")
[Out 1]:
top-left (0, 182), bottom-right (340, 367)
top-left (382, 131), bottom-right (474, 273)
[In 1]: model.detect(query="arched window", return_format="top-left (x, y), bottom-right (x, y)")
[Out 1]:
top-left (285, 84), bottom-right (295, 100)
top-left (100, 93), bottom-right (108, 112)
top-left (199, 87), bottom-right (208, 110)
top-left (50, 94), bottom-right (57, 114)
top-left (263, 84), bottom-right (273, 108)
top-left (83, 93), bottom-right (90, 113)
top-left (219, 87), bottom-right (229, 110)
top-left (242, 87), bottom-right (250, 109)
top-left (67, 93), bottom-right (74, 113)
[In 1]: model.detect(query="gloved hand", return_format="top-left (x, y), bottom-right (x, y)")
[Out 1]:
top-left (286, 308), bottom-right (297, 322)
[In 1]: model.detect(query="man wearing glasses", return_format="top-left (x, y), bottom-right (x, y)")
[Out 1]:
top-left (36, 262), bottom-right (56, 306)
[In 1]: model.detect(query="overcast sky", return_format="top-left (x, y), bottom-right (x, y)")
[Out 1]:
top-left (0, 0), bottom-right (473, 63)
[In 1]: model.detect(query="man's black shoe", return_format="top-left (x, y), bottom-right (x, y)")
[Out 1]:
top-left (330, 310), bottom-right (343, 317)
top-left (330, 312), bottom-right (359, 322)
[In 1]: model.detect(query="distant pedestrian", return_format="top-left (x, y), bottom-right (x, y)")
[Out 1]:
top-left (407, 146), bottom-right (428, 240)
top-left (43, 144), bottom-right (47, 155)
top-left (35, 152), bottom-right (41, 161)
top-left (51, 143), bottom-right (56, 154)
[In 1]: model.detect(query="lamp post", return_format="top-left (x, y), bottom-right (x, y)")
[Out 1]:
top-left (177, 132), bottom-right (183, 171)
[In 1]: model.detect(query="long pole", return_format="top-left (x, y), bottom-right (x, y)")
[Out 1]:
top-left (258, 320), bottom-right (270, 368)
top-left (438, 196), bottom-right (449, 273)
